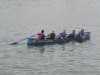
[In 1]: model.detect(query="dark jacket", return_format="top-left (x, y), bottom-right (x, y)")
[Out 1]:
top-left (50, 33), bottom-right (55, 40)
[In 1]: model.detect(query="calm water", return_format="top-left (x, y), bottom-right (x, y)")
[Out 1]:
top-left (0, 0), bottom-right (100, 75)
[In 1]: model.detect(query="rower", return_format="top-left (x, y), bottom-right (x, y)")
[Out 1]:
top-left (59, 30), bottom-right (66, 39)
top-left (79, 29), bottom-right (84, 36)
top-left (47, 30), bottom-right (55, 40)
top-left (68, 30), bottom-right (76, 38)
top-left (38, 30), bottom-right (45, 40)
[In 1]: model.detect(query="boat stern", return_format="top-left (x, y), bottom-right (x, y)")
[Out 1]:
top-left (84, 32), bottom-right (91, 40)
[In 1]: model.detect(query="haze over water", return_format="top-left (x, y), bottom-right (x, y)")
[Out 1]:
top-left (0, 0), bottom-right (100, 75)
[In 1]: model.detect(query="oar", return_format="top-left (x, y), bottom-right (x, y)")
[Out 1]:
top-left (81, 35), bottom-right (85, 41)
top-left (60, 36), bottom-right (67, 44)
top-left (59, 36), bottom-right (67, 50)
top-left (10, 34), bottom-right (37, 45)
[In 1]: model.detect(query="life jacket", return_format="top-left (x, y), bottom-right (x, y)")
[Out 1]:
top-left (39, 33), bottom-right (45, 40)
top-left (60, 32), bottom-right (66, 38)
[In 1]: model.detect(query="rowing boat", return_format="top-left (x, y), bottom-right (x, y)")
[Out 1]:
top-left (27, 32), bottom-right (91, 46)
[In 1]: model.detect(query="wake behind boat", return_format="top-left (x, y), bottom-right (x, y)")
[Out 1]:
top-left (27, 32), bottom-right (91, 46)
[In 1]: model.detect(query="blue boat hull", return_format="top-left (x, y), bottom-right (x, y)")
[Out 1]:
top-left (27, 32), bottom-right (91, 46)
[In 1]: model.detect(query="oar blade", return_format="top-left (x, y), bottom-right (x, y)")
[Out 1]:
top-left (10, 42), bottom-right (18, 45)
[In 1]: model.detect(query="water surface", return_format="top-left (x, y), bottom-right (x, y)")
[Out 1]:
top-left (0, 0), bottom-right (100, 75)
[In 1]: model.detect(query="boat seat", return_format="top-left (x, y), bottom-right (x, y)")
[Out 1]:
top-left (55, 35), bottom-right (60, 39)
top-left (66, 34), bottom-right (70, 38)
